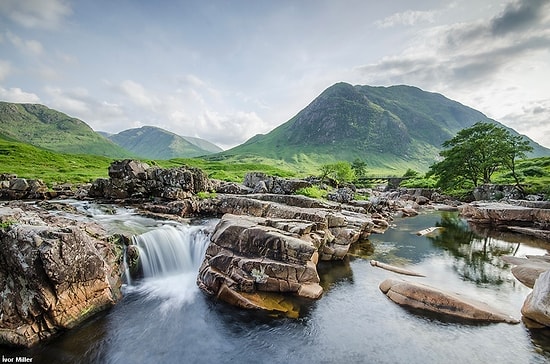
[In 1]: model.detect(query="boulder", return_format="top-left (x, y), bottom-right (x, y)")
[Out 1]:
top-left (197, 214), bottom-right (324, 314)
top-left (243, 172), bottom-right (312, 195)
top-left (502, 255), bottom-right (550, 288)
top-left (0, 202), bottom-right (123, 347)
top-left (379, 278), bottom-right (519, 324)
top-left (521, 269), bottom-right (550, 327)
top-left (89, 160), bottom-right (213, 201)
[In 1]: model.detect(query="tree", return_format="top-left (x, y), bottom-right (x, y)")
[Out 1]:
top-left (351, 158), bottom-right (367, 177)
top-left (319, 161), bottom-right (356, 186)
top-left (429, 122), bottom-right (532, 190)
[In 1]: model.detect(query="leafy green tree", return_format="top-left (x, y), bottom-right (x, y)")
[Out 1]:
top-left (351, 158), bottom-right (368, 177)
top-left (319, 161), bottom-right (355, 186)
top-left (430, 122), bottom-right (532, 190)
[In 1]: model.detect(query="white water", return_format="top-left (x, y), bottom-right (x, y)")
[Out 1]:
top-left (126, 224), bottom-right (211, 312)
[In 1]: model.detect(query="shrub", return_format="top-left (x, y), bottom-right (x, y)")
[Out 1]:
top-left (295, 186), bottom-right (328, 199)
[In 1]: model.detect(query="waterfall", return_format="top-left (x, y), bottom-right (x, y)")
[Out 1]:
top-left (125, 223), bottom-right (211, 310)
top-left (131, 224), bottom-right (210, 279)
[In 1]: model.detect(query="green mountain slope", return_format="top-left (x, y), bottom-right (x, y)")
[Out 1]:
top-left (219, 82), bottom-right (549, 174)
top-left (108, 126), bottom-right (222, 159)
top-left (0, 101), bottom-right (133, 158)
top-left (0, 134), bottom-right (112, 184)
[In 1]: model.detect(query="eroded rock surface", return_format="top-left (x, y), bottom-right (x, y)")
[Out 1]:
top-left (379, 278), bottom-right (519, 324)
top-left (0, 202), bottom-right (123, 347)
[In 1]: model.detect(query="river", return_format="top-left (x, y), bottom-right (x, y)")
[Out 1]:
top-left (2, 203), bottom-right (550, 363)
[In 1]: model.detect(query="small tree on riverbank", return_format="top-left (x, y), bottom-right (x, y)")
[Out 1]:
top-left (429, 122), bottom-right (532, 191)
top-left (319, 161), bottom-right (355, 187)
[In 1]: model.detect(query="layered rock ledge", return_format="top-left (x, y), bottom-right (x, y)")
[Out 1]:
top-left (460, 201), bottom-right (550, 240)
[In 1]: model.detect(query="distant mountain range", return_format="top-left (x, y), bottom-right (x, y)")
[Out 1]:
top-left (0, 102), bottom-right (222, 159)
top-left (103, 126), bottom-right (222, 159)
top-left (1, 83), bottom-right (548, 175)
top-left (220, 82), bottom-right (549, 173)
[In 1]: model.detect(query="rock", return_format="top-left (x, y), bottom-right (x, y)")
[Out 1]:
top-left (243, 172), bottom-right (312, 195)
top-left (521, 269), bottom-right (550, 327)
top-left (89, 160), bottom-right (213, 201)
top-left (0, 202), bottom-right (123, 347)
top-left (197, 214), bottom-right (326, 313)
top-left (472, 184), bottom-right (523, 201)
top-left (502, 255), bottom-right (550, 288)
top-left (327, 187), bottom-right (355, 203)
top-left (370, 260), bottom-right (425, 277)
top-left (379, 278), bottom-right (519, 324)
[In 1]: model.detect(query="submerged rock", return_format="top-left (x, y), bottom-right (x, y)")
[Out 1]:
top-left (0, 202), bottom-right (123, 347)
top-left (379, 278), bottom-right (519, 324)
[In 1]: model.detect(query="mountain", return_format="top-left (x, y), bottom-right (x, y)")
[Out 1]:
top-left (107, 126), bottom-right (222, 159)
top-left (221, 82), bottom-right (549, 174)
top-left (0, 101), bottom-right (132, 158)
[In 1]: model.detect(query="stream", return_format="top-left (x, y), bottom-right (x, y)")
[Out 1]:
top-left (2, 203), bottom-right (550, 363)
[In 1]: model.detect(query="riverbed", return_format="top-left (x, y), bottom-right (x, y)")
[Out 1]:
top-left (2, 206), bottom-right (550, 363)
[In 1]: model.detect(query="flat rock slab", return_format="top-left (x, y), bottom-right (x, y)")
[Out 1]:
top-left (379, 278), bottom-right (519, 324)
top-left (502, 255), bottom-right (550, 288)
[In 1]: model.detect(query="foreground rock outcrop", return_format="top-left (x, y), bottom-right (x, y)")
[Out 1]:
top-left (0, 202), bottom-right (123, 347)
top-left (379, 278), bottom-right (519, 324)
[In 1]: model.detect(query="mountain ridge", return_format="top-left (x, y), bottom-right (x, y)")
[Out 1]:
top-left (107, 126), bottom-right (222, 159)
top-left (219, 82), bottom-right (549, 173)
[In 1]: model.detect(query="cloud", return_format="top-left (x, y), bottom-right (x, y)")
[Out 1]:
top-left (0, 86), bottom-right (40, 103)
top-left (375, 9), bottom-right (436, 28)
top-left (4, 31), bottom-right (43, 54)
top-left (0, 60), bottom-right (11, 81)
top-left (491, 0), bottom-right (549, 36)
top-left (0, 0), bottom-right (72, 29)
top-left (115, 80), bottom-right (159, 110)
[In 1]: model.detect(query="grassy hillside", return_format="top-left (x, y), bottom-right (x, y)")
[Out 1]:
top-left (0, 134), bottom-right (112, 185)
top-left (0, 134), bottom-right (294, 185)
top-left (0, 101), bottom-right (133, 158)
top-left (216, 83), bottom-right (549, 175)
top-left (108, 126), bottom-right (221, 159)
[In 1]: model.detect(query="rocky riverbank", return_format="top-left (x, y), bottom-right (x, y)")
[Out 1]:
top-left (2, 160), bottom-right (550, 346)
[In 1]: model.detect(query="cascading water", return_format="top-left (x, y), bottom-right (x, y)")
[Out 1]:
top-left (125, 223), bottom-right (211, 311)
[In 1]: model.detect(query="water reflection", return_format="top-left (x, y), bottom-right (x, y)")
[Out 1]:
top-left (428, 213), bottom-right (518, 285)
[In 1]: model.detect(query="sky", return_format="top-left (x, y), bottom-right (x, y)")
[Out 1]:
top-left (0, 0), bottom-right (549, 150)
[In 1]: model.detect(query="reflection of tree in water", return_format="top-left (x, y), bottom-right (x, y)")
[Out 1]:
top-left (428, 212), bottom-right (517, 285)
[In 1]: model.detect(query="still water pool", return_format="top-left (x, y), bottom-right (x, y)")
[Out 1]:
top-left (3, 209), bottom-right (550, 363)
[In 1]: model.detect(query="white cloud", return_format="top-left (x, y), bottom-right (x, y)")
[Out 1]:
top-left (0, 0), bottom-right (72, 29)
top-left (116, 80), bottom-right (159, 110)
top-left (44, 86), bottom-right (91, 115)
top-left (375, 9), bottom-right (436, 28)
top-left (0, 86), bottom-right (40, 103)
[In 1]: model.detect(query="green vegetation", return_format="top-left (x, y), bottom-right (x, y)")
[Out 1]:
top-left (213, 82), bottom-right (549, 176)
top-left (319, 161), bottom-right (355, 186)
top-left (108, 126), bottom-right (221, 159)
top-left (0, 134), bottom-right (113, 185)
top-left (157, 157), bottom-right (296, 182)
top-left (0, 101), bottom-right (132, 158)
top-left (295, 186), bottom-right (328, 199)
top-left (429, 122), bottom-right (532, 192)
top-left (196, 191), bottom-right (217, 199)
top-left (494, 157), bottom-right (550, 197)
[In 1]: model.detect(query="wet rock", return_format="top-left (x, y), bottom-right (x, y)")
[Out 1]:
top-left (380, 278), bottom-right (519, 324)
top-left (197, 214), bottom-right (324, 313)
top-left (0, 202), bottom-right (123, 347)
